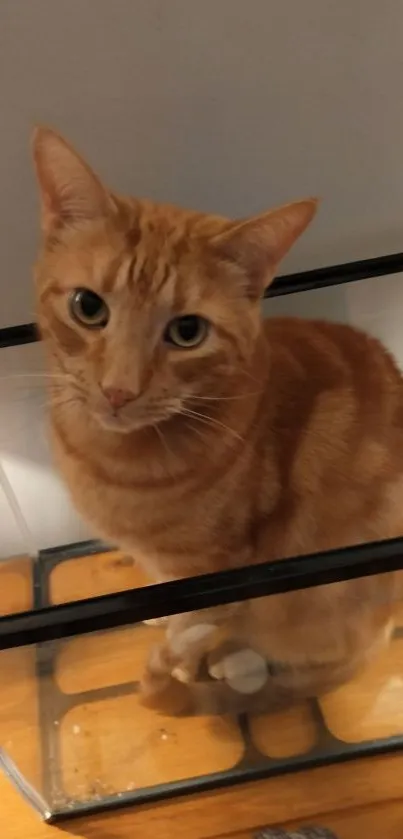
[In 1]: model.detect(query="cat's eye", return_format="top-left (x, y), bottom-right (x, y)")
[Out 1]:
top-left (69, 288), bottom-right (109, 329)
top-left (164, 315), bottom-right (209, 349)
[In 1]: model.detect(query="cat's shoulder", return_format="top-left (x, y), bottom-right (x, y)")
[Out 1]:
top-left (262, 315), bottom-right (402, 382)
top-left (263, 316), bottom-right (394, 356)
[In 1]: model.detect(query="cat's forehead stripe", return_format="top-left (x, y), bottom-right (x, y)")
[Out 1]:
top-left (100, 250), bottom-right (129, 293)
top-left (112, 252), bottom-right (138, 293)
top-left (126, 251), bottom-right (146, 292)
top-left (153, 261), bottom-right (173, 297)
top-left (126, 248), bottom-right (177, 308)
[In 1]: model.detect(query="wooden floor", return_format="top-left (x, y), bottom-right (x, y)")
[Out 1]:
top-left (1, 552), bottom-right (403, 838)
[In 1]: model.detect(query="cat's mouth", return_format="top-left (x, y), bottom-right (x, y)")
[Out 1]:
top-left (94, 411), bottom-right (144, 433)
top-left (92, 404), bottom-right (181, 434)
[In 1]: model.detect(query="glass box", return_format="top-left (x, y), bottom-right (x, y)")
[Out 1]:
top-left (1, 540), bottom-right (403, 822)
top-left (1, 254), bottom-right (403, 822)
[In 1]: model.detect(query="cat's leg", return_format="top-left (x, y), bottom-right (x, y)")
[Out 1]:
top-left (140, 617), bottom-right (220, 714)
top-left (140, 606), bottom-right (274, 715)
top-left (144, 613), bottom-right (221, 679)
top-left (140, 607), bottom-right (240, 712)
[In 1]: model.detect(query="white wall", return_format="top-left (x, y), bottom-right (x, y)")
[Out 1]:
top-left (1, 1), bottom-right (403, 326)
top-left (2, 0), bottom-right (403, 557)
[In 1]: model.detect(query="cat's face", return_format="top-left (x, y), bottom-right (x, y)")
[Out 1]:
top-left (33, 128), bottom-right (317, 434)
top-left (36, 209), bottom-right (264, 434)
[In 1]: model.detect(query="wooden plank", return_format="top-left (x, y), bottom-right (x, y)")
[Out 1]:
top-left (249, 702), bottom-right (316, 758)
top-left (0, 557), bottom-right (32, 615)
top-left (2, 753), bottom-right (403, 839)
top-left (49, 551), bottom-right (151, 604)
top-left (221, 800), bottom-right (403, 839)
top-left (320, 638), bottom-right (403, 742)
top-left (55, 624), bottom-right (164, 693)
top-left (59, 754), bottom-right (403, 839)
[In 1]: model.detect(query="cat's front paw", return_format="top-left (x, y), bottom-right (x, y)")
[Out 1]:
top-left (140, 642), bottom-right (193, 715)
top-left (208, 646), bottom-right (269, 694)
top-left (140, 622), bottom-right (218, 713)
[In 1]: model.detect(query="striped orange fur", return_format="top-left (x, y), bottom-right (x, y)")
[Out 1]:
top-left (32, 128), bottom-right (403, 714)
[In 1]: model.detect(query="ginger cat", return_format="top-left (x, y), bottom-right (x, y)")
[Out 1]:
top-left (32, 128), bottom-right (403, 715)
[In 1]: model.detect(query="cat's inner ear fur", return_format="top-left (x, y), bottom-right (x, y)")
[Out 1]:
top-left (32, 126), bottom-right (115, 236)
top-left (210, 199), bottom-right (318, 298)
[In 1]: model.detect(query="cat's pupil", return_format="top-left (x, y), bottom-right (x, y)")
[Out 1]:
top-left (70, 288), bottom-right (109, 329)
top-left (165, 315), bottom-right (208, 348)
top-left (177, 316), bottom-right (200, 342)
top-left (79, 290), bottom-right (103, 317)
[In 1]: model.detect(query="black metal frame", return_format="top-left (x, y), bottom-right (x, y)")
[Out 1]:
top-left (2, 252), bottom-right (403, 822)
top-left (0, 536), bottom-right (403, 650)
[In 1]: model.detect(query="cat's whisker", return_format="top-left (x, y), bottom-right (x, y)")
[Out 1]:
top-left (188, 391), bottom-right (261, 403)
top-left (3, 384), bottom-right (62, 396)
top-left (218, 364), bottom-right (262, 388)
top-left (152, 425), bottom-right (180, 476)
top-left (180, 408), bottom-right (244, 443)
top-left (49, 393), bottom-right (85, 413)
top-left (0, 372), bottom-right (72, 382)
top-left (182, 420), bottom-right (211, 446)
top-left (1, 394), bottom-right (47, 411)
top-left (239, 369), bottom-right (263, 387)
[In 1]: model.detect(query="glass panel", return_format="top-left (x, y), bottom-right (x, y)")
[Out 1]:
top-left (0, 538), bottom-right (153, 618)
top-left (1, 273), bottom-right (403, 614)
top-left (0, 453), bottom-right (35, 616)
top-left (49, 548), bottom-right (151, 604)
top-left (1, 572), bottom-right (402, 819)
top-left (0, 644), bottom-right (43, 813)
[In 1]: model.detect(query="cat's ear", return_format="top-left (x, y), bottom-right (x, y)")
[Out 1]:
top-left (32, 127), bottom-right (115, 235)
top-left (211, 199), bottom-right (318, 298)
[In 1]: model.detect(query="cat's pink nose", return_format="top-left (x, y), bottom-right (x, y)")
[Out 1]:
top-left (102, 387), bottom-right (135, 410)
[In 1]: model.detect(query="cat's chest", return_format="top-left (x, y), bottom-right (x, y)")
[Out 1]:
top-left (68, 458), bottom-right (191, 534)
top-left (60, 443), bottom-right (242, 566)
top-left (54, 421), bottom-right (258, 577)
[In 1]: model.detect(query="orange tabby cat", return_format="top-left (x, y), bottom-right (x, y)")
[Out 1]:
top-left (32, 127), bottom-right (403, 714)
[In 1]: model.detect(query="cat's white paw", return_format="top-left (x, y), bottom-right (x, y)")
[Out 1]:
top-left (208, 658), bottom-right (226, 680)
top-left (172, 666), bottom-right (193, 684)
top-left (170, 624), bottom-right (217, 683)
top-left (209, 648), bottom-right (268, 694)
top-left (169, 623), bottom-right (216, 656)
